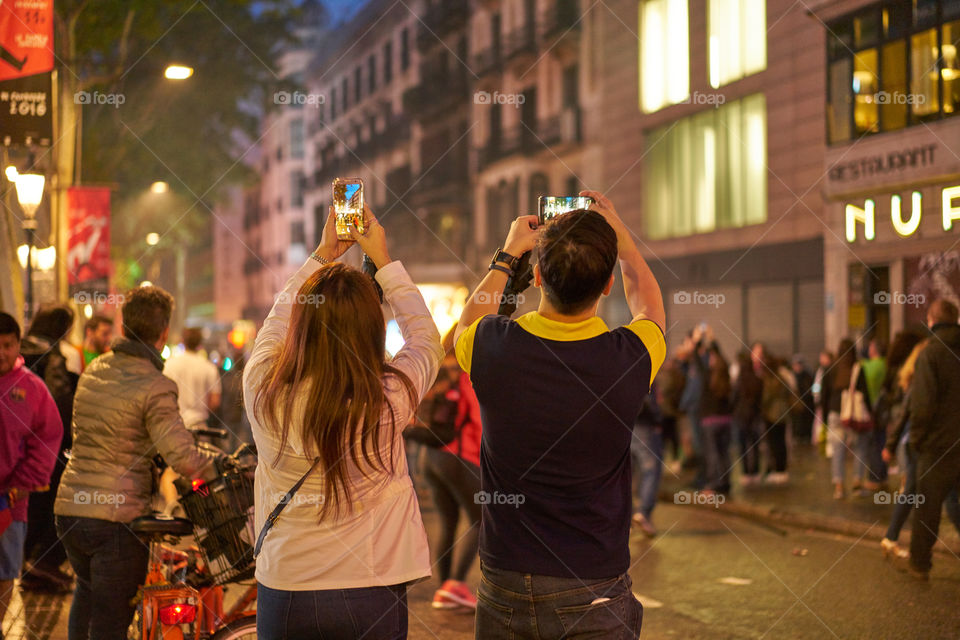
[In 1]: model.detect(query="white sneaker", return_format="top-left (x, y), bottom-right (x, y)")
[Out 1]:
top-left (765, 472), bottom-right (790, 485)
top-left (740, 474), bottom-right (760, 487)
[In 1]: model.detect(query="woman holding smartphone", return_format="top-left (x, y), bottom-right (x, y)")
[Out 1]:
top-left (244, 204), bottom-right (443, 639)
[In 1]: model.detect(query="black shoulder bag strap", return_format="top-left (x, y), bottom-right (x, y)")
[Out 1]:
top-left (254, 457), bottom-right (321, 559)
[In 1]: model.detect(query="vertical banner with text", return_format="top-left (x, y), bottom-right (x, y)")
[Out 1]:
top-left (0, 0), bottom-right (53, 145)
top-left (66, 187), bottom-right (111, 297)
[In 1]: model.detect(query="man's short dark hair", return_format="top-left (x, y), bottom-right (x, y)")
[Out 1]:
top-left (122, 286), bottom-right (174, 345)
top-left (27, 304), bottom-right (74, 343)
top-left (928, 299), bottom-right (959, 326)
top-left (182, 327), bottom-right (203, 351)
top-left (537, 209), bottom-right (618, 315)
top-left (0, 312), bottom-right (20, 340)
top-left (84, 314), bottom-right (113, 334)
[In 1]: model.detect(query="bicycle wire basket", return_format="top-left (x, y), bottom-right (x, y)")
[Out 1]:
top-left (178, 466), bottom-right (256, 585)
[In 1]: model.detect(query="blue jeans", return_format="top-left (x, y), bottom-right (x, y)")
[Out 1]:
top-left (476, 562), bottom-right (642, 640)
top-left (827, 412), bottom-right (871, 485)
top-left (702, 418), bottom-right (732, 492)
top-left (885, 444), bottom-right (917, 541)
top-left (257, 582), bottom-right (408, 639)
top-left (630, 425), bottom-right (663, 520)
top-left (56, 515), bottom-right (149, 640)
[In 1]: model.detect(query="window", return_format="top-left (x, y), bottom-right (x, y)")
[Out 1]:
top-left (708, 0), bottom-right (766, 88)
top-left (368, 54), bottom-right (377, 93)
top-left (826, 0), bottom-right (960, 143)
top-left (354, 66), bottom-right (362, 103)
top-left (384, 41), bottom-right (394, 84)
top-left (330, 87), bottom-right (337, 120)
top-left (640, 0), bottom-right (689, 113)
top-left (290, 118), bottom-right (304, 159)
top-left (401, 28), bottom-right (410, 70)
top-left (645, 94), bottom-right (767, 239)
top-left (290, 221), bottom-right (305, 244)
top-left (341, 77), bottom-right (348, 112)
top-left (291, 172), bottom-right (305, 207)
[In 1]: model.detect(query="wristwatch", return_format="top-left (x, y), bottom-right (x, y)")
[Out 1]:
top-left (491, 248), bottom-right (520, 271)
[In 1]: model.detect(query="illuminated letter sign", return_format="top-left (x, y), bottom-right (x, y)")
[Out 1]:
top-left (943, 186), bottom-right (960, 231)
top-left (846, 200), bottom-right (875, 242)
top-left (891, 192), bottom-right (922, 237)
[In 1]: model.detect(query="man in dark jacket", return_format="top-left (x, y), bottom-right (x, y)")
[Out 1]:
top-left (55, 286), bottom-right (219, 638)
top-left (903, 299), bottom-right (960, 579)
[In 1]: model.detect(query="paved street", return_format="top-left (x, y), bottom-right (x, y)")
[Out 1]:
top-left (5, 464), bottom-right (959, 639)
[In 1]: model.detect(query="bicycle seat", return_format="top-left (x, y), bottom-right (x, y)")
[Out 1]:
top-left (130, 514), bottom-right (193, 537)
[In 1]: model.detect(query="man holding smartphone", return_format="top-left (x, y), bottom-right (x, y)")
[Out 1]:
top-left (455, 191), bottom-right (666, 639)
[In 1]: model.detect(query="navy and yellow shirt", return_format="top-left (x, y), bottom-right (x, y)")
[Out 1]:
top-left (456, 311), bottom-right (666, 579)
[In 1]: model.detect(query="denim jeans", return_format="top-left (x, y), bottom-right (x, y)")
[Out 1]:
top-left (257, 582), bottom-right (408, 639)
top-left (702, 418), bottom-right (732, 492)
top-left (885, 444), bottom-right (917, 541)
top-left (826, 411), bottom-right (870, 485)
top-left (630, 425), bottom-right (663, 520)
top-left (56, 515), bottom-right (149, 640)
top-left (476, 562), bottom-right (642, 640)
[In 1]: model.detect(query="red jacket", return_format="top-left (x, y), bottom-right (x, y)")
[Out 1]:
top-left (442, 373), bottom-right (482, 467)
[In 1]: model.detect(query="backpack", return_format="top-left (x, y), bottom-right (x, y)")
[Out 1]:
top-left (405, 387), bottom-right (466, 448)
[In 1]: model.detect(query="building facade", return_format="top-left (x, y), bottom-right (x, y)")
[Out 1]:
top-left (813, 0), bottom-right (960, 351)
top-left (597, 0), bottom-right (828, 362)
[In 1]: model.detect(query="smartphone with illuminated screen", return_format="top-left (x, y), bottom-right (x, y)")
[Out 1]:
top-left (538, 196), bottom-right (595, 225)
top-left (333, 178), bottom-right (364, 240)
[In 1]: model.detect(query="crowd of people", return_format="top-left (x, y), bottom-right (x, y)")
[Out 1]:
top-left (0, 189), bottom-right (956, 638)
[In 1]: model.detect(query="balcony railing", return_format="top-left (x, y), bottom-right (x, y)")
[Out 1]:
top-left (504, 25), bottom-right (537, 63)
top-left (402, 71), bottom-right (470, 120)
top-left (476, 124), bottom-right (539, 170)
top-left (537, 106), bottom-right (582, 147)
top-left (472, 46), bottom-right (503, 77)
top-left (539, 0), bottom-right (581, 45)
top-left (417, 0), bottom-right (470, 51)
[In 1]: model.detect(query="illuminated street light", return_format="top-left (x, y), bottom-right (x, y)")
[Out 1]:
top-left (140, 281), bottom-right (153, 287)
top-left (150, 181), bottom-right (169, 194)
top-left (11, 170), bottom-right (46, 322)
top-left (146, 232), bottom-right (160, 246)
top-left (164, 64), bottom-right (194, 80)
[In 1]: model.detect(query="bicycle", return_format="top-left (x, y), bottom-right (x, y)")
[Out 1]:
top-left (128, 432), bottom-right (259, 639)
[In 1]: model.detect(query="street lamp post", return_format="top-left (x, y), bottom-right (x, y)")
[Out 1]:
top-left (9, 169), bottom-right (46, 322)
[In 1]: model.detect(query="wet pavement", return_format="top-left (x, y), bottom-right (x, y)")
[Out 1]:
top-left (5, 444), bottom-right (959, 639)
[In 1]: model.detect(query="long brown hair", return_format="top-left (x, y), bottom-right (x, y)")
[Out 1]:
top-left (833, 338), bottom-right (856, 390)
top-left (253, 263), bottom-right (417, 520)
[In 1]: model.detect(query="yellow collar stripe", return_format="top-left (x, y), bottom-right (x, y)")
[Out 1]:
top-left (515, 312), bottom-right (610, 341)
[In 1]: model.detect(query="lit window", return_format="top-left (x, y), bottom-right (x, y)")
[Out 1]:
top-left (644, 94), bottom-right (767, 239)
top-left (708, 0), bottom-right (766, 88)
top-left (640, 0), bottom-right (689, 113)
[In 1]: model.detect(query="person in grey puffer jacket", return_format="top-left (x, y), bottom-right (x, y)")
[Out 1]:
top-left (55, 285), bottom-right (218, 640)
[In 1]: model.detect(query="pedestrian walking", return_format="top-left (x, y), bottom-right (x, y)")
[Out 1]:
top-left (896, 300), bottom-right (960, 579)
top-left (18, 305), bottom-right (79, 593)
top-left (55, 286), bottom-right (219, 639)
top-left (732, 350), bottom-right (763, 487)
top-left (811, 350), bottom-right (833, 452)
top-left (245, 205), bottom-right (443, 638)
top-left (822, 338), bottom-right (872, 500)
top-left (754, 343), bottom-right (795, 485)
top-left (455, 191), bottom-right (665, 639)
top-left (415, 331), bottom-right (483, 610)
top-left (631, 383), bottom-right (665, 537)
top-left (860, 337), bottom-right (888, 489)
top-left (693, 331), bottom-right (733, 494)
top-left (0, 312), bottom-right (62, 627)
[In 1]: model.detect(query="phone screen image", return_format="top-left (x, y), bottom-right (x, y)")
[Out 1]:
top-left (538, 196), bottom-right (595, 224)
top-left (333, 178), bottom-right (364, 239)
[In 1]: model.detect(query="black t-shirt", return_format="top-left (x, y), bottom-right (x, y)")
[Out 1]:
top-left (456, 312), bottom-right (665, 579)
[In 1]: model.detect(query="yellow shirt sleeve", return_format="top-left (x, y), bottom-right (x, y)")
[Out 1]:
top-left (455, 315), bottom-right (486, 375)
top-left (624, 319), bottom-right (667, 387)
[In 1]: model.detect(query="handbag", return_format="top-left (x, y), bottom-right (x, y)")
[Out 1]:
top-left (840, 363), bottom-right (874, 432)
top-left (253, 457), bottom-right (320, 559)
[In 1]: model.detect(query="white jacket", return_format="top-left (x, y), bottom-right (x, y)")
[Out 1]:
top-left (244, 259), bottom-right (442, 590)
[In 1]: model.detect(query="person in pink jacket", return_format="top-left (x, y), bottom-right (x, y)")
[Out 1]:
top-left (0, 312), bottom-right (62, 624)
